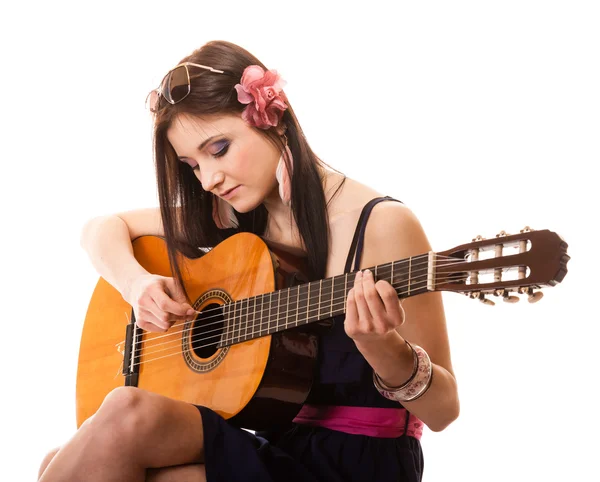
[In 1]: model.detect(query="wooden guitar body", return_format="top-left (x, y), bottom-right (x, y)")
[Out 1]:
top-left (76, 233), bottom-right (318, 431)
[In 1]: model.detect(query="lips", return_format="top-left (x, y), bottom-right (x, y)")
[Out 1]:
top-left (219, 186), bottom-right (240, 198)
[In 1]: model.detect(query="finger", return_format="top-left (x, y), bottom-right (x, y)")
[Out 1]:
top-left (361, 270), bottom-right (386, 320)
top-left (375, 280), bottom-right (405, 325)
top-left (153, 288), bottom-right (196, 317)
top-left (138, 306), bottom-right (171, 331)
top-left (353, 271), bottom-right (372, 323)
top-left (345, 288), bottom-right (358, 321)
top-left (344, 288), bottom-right (360, 337)
top-left (136, 319), bottom-right (167, 333)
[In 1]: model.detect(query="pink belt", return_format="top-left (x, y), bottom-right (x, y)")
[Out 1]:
top-left (292, 404), bottom-right (424, 440)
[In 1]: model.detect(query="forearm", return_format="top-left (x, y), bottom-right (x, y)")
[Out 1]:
top-left (80, 215), bottom-right (149, 301)
top-left (355, 331), bottom-right (459, 432)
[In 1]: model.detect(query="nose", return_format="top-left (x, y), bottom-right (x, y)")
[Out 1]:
top-left (200, 168), bottom-right (225, 193)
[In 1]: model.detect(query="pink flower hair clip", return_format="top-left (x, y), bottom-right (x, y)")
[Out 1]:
top-left (234, 65), bottom-right (288, 129)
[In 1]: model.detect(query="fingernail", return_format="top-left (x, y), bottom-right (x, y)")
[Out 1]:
top-left (187, 309), bottom-right (196, 316)
top-left (364, 269), bottom-right (371, 276)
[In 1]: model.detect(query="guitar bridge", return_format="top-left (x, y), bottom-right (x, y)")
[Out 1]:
top-left (122, 310), bottom-right (141, 387)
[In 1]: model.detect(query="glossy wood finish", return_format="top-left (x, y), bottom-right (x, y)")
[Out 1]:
top-left (76, 233), bottom-right (319, 429)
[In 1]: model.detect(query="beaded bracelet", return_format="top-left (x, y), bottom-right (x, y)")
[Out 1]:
top-left (373, 343), bottom-right (433, 403)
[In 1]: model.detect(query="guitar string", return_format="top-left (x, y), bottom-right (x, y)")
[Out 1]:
top-left (125, 257), bottom-right (514, 358)
top-left (137, 264), bottom-right (460, 355)
top-left (126, 276), bottom-right (470, 368)
top-left (122, 256), bottom-right (467, 353)
top-left (120, 255), bottom-right (467, 350)
top-left (133, 262), bottom-right (522, 363)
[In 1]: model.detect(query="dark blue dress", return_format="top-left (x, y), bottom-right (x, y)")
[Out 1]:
top-left (196, 197), bottom-right (424, 481)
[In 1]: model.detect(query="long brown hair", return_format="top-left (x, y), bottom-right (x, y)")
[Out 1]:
top-left (151, 40), bottom-right (339, 295)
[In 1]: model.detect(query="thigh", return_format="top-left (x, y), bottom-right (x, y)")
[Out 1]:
top-left (146, 464), bottom-right (206, 482)
top-left (96, 387), bottom-right (205, 469)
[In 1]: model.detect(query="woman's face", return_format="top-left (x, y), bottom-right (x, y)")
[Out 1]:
top-left (167, 113), bottom-right (281, 213)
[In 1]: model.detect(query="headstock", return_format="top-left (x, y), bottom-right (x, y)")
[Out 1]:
top-left (434, 227), bottom-right (569, 305)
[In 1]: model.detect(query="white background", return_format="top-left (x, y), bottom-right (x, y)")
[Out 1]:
top-left (1, 1), bottom-right (598, 481)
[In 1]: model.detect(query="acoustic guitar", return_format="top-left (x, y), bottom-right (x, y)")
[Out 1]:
top-left (76, 227), bottom-right (569, 430)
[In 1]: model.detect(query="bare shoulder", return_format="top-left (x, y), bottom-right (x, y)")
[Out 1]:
top-left (361, 200), bottom-right (431, 269)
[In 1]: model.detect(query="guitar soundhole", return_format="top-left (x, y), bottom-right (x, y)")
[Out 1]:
top-left (191, 302), bottom-right (224, 359)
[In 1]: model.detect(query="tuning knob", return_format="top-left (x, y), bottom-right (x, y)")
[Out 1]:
top-left (503, 292), bottom-right (520, 303)
top-left (494, 288), bottom-right (520, 303)
top-left (519, 286), bottom-right (544, 303)
top-left (520, 226), bottom-right (533, 233)
top-left (495, 230), bottom-right (509, 237)
top-left (528, 290), bottom-right (544, 303)
top-left (472, 235), bottom-right (485, 242)
top-left (478, 292), bottom-right (495, 306)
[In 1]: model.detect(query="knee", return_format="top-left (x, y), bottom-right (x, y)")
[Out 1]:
top-left (38, 447), bottom-right (60, 479)
top-left (93, 387), bottom-right (148, 442)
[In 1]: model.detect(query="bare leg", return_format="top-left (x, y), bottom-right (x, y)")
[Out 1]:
top-left (39, 449), bottom-right (206, 482)
top-left (37, 447), bottom-right (60, 480)
top-left (39, 387), bottom-right (205, 482)
top-left (146, 464), bottom-right (206, 482)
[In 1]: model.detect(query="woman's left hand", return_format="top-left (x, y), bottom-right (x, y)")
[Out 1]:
top-left (344, 269), bottom-right (406, 344)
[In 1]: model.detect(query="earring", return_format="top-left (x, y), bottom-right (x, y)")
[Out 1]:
top-left (212, 196), bottom-right (239, 229)
top-left (276, 140), bottom-right (293, 206)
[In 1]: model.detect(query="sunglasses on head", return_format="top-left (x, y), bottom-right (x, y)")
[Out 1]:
top-left (146, 62), bottom-right (225, 113)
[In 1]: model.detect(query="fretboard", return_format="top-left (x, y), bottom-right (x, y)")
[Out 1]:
top-left (219, 253), bottom-right (432, 347)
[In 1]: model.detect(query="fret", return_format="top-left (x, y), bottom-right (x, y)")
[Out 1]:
top-left (238, 298), bottom-right (244, 342)
top-left (266, 292), bottom-right (271, 337)
top-left (344, 273), bottom-right (348, 314)
top-left (260, 293), bottom-right (269, 340)
top-left (275, 289), bottom-right (283, 336)
top-left (253, 295), bottom-right (258, 340)
top-left (317, 280), bottom-right (322, 319)
top-left (330, 276), bottom-right (335, 316)
top-left (269, 291), bottom-right (278, 336)
top-left (233, 298), bottom-right (239, 345)
top-left (318, 278), bottom-right (333, 321)
top-left (408, 256), bottom-right (412, 296)
top-left (239, 298), bottom-right (247, 343)
top-left (297, 284), bottom-right (309, 326)
top-left (306, 283), bottom-right (311, 324)
top-left (247, 297), bottom-right (254, 339)
top-left (222, 302), bottom-right (230, 347)
top-left (285, 287), bottom-right (290, 330)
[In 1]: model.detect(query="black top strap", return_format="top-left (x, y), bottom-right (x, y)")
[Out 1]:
top-left (343, 196), bottom-right (403, 274)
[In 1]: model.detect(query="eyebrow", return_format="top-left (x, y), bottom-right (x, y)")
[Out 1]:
top-left (198, 135), bottom-right (220, 151)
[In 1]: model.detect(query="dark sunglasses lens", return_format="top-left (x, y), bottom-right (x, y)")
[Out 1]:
top-left (164, 65), bottom-right (190, 104)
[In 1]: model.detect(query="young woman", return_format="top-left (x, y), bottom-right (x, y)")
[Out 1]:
top-left (38, 40), bottom-right (459, 482)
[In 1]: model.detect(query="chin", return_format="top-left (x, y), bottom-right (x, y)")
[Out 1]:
top-left (230, 198), bottom-right (262, 214)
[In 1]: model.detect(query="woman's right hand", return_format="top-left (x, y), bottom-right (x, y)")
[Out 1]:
top-left (125, 274), bottom-right (197, 332)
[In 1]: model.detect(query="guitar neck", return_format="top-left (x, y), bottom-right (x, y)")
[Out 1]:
top-left (219, 252), bottom-right (435, 347)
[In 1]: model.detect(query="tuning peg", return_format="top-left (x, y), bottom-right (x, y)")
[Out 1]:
top-left (494, 289), bottom-right (520, 303)
top-left (477, 292), bottom-right (495, 306)
top-left (472, 235), bottom-right (485, 242)
top-left (520, 226), bottom-right (533, 233)
top-left (495, 230), bottom-right (509, 238)
top-left (519, 286), bottom-right (544, 303)
top-left (528, 290), bottom-right (544, 303)
top-left (503, 292), bottom-right (520, 303)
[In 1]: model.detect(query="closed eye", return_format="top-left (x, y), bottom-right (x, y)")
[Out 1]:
top-left (211, 141), bottom-right (230, 158)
